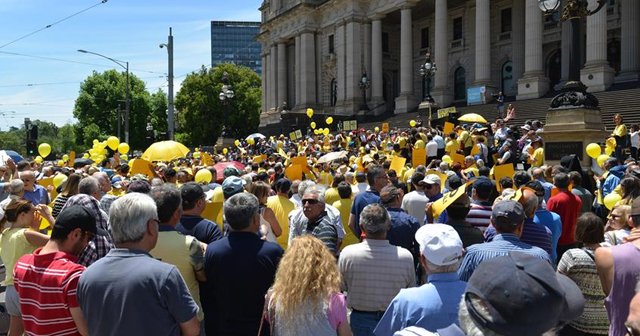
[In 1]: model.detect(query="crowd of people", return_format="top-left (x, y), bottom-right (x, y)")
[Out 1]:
top-left (0, 111), bottom-right (639, 336)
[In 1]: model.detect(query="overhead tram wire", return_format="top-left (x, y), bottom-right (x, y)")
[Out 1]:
top-left (0, 0), bottom-right (110, 50)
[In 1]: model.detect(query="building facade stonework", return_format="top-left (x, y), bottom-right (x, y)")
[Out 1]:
top-left (258, 0), bottom-right (637, 128)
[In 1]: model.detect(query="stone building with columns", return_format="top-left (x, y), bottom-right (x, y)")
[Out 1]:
top-left (258, 0), bottom-right (637, 129)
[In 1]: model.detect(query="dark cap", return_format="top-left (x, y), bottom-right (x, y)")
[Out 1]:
top-left (492, 200), bottom-right (525, 227)
top-left (181, 182), bottom-right (205, 205)
top-left (223, 166), bottom-right (240, 178)
top-left (632, 196), bottom-right (640, 216)
top-left (222, 176), bottom-right (245, 198)
top-left (54, 205), bottom-right (108, 236)
top-left (465, 252), bottom-right (584, 336)
top-left (472, 177), bottom-right (493, 193)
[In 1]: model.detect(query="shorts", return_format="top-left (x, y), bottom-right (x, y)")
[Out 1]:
top-left (4, 285), bottom-right (20, 316)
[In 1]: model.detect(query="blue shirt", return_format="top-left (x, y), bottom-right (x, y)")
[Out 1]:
top-left (534, 209), bottom-right (562, 263)
top-left (203, 231), bottom-right (283, 336)
top-left (386, 208), bottom-right (420, 259)
top-left (177, 215), bottom-right (223, 244)
top-left (537, 179), bottom-right (555, 203)
top-left (23, 185), bottom-right (49, 205)
top-left (350, 190), bottom-right (380, 237)
top-left (373, 272), bottom-right (467, 335)
top-left (458, 233), bottom-right (551, 281)
top-left (602, 173), bottom-right (620, 198)
top-left (484, 218), bottom-right (552, 256)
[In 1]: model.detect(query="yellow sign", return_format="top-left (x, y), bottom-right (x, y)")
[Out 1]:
top-left (425, 170), bottom-right (449, 192)
top-left (201, 152), bottom-right (214, 166)
top-left (437, 107), bottom-right (457, 119)
top-left (285, 165), bottom-right (303, 181)
top-left (382, 123), bottom-right (390, 133)
top-left (412, 148), bottom-right (427, 167)
top-left (295, 130), bottom-right (303, 139)
top-left (451, 153), bottom-right (465, 165)
top-left (68, 151), bottom-right (75, 168)
top-left (390, 157), bottom-right (406, 174)
top-left (431, 181), bottom-right (473, 219)
top-left (290, 132), bottom-right (297, 140)
top-left (443, 121), bottom-right (455, 135)
top-left (492, 164), bottom-right (515, 191)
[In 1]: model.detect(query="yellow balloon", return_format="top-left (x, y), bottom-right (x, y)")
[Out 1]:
top-left (120, 154), bottom-right (128, 161)
top-left (323, 128), bottom-right (330, 135)
top-left (606, 137), bottom-right (617, 149)
top-left (194, 169), bottom-right (213, 184)
top-left (374, 127), bottom-right (380, 132)
top-left (62, 154), bottom-right (69, 162)
top-left (193, 151), bottom-right (201, 159)
top-left (326, 116), bottom-right (333, 125)
top-left (223, 148), bottom-right (229, 154)
top-left (91, 155), bottom-right (101, 163)
top-left (93, 139), bottom-right (99, 146)
top-left (34, 156), bottom-right (43, 164)
top-left (603, 192), bottom-right (622, 210)
top-left (310, 122), bottom-right (317, 129)
top-left (247, 138), bottom-right (255, 145)
top-left (38, 143), bottom-right (51, 157)
top-left (82, 153), bottom-right (90, 159)
top-left (605, 146), bottom-right (614, 155)
top-left (53, 174), bottom-right (67, 188)
top-left (409, 120), bottom-right (417, 127)
top-left (585, 143), bottom-right (601, 159)
top-left (107, 136), bottom-right (120, 150)
top-left (442, 155), bottom-right (453, 164)
top-left (306, 108), bottom-right (314, 118)
top-left (234, 140), bottom-right (241, 147)
top-left (118, 142), bottom-right (130, 154)
top-left (597, 154), bottom-right (609, 167)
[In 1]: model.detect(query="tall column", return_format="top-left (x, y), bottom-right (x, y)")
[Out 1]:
top-left (269, 45), bottom-right (278, 110)
top-left (335, 24), bottom-right (346, 108)
top-left (511, 0), bottom-right (525, 92)
top-left (294, 35), bottom-right (301, 108)
top-left (395, 7), bottom-right (418, 114)
top-left (560, 21), bottom-right (571, 85)
top-left (277, 42), bottom-right (287, 109)
top-left (371, 18), bottom-right (384, 105)
top-left (581, 0), bottom-right (614, 92)
top-left (516, 0), bottom-right (549, 100)
top-left (299, 31), bottom-right (317, 107)
top-left (261, 53), bottom-right (268, 113)
top-left (618, 0), bottom-right (640, 82)
top-left (363, 22), bottom-right (372, 102)
top-left (432, 0), bottom-right (452, 106)
top-left (474, 0), bottom-right (491, 85)
top-left (345, 21), bottom-right (362, 113)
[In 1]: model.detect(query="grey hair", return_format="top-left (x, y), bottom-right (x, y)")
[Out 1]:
top-left (150, 178), bottom-right (164, 187)
top-left (224, 192), bottom-right (260, 231)
top-left (425, 259), bottom-right (461, 274)
top-left (8, 179), bottom-right (23, 195)
top-left (360, 203), bottom-right (391, 235)
top-left (298, 180), bottom-right (316, 199)
top-left (458, 295), bottom-right (558, 336)
top-left (304, 185), bottom-right (326, 204)
top-left (78, 176), bottom-right (100, 196)
top-left (109, 192), bottom-right (157, 244)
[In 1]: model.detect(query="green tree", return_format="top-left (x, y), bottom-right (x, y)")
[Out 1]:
top-left (175, 63), bottom-right (261, 147)
top-left (149, 89), bottom-right (168, 136)
top-left (73, 69), bottom-right (153, 150)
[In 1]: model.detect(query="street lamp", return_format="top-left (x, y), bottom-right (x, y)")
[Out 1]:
top-left (160, 27), bottom-right (174, 140)
top-left (359, 71), bottom-right (370, 111)
top-left (219, 72), bottom-right (234, 137)
top-left (78, 49), bottom-right (130, 143)
top-left (537, 0), bottom-right (607, 109)
top-left (419, 50), bottom-right (437, 103)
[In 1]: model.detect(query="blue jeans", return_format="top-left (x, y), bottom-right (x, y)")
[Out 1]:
top-left (350, 310), bottom-right (383, 336)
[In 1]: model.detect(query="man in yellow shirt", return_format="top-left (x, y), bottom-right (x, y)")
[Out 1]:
top-left (456, 126), bottom-right (473, 156)
top-left (445, 132), bottom-right (460, 155)
top-left (332, 182), bottom-right (358, 250)
top-left (266, 178), bottom-right (295, 249)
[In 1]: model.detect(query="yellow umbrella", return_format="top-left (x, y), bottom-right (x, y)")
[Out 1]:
top-left (142, 140), bottom-right (190, 162)
top-left (458, 113), bottom-right (488, 124)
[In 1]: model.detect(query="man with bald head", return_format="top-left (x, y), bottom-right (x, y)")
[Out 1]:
top-left (93, 172), bottom-right (118, 213)
top-left (532, 167), bottom-right (554, 203)
top-left (20, 170), bottom-right (49, 205)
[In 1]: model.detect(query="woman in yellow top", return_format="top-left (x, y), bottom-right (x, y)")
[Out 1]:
top-left (612, 113), bottom-right (628, 162)
top-left (0, 199), bottom-right (50, 336)
top-left (528, 138), bottom-right (545, 168)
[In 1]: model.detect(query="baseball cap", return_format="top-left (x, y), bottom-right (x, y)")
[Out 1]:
top-left (465, 252), bottom-right (585, 336)
top-left (632, 196), bottom-right (640, 216)
top-left (415, 224), bottom-right (463, 266)
top-left (492, 200), bottom-right (525, 227)
top-left (53, 205), bottom-right (109, 236)
top-left (223, 166), bottom-right (240, 178)
top-left (222, 176), bottom-right (246, 198)
top-left (422, 174), bottom-right (441, 185)
top-left (472, 177), bottom-right (493, 193)
top-left (181, 182), bottom-right (205, 205)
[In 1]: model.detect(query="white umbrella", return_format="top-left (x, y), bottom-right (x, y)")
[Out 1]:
top-left (317, 151), bottom-right (348, 164)
top-left (246, 133), bottom-right (266, 140)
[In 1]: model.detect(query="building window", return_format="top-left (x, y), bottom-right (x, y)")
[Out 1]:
top-left (420, 27), bottom-right (429, 49)
top-left (453, 17), bottom-right (463, 41)
top-left (382, 32), bottom-right (389, 52)
top-left (328, 35), bottom-right (335, 54)
top-left (501, 61), bottom-right (514, 95)
top-left (501, 8), bottom-right (512, 33)
top-left (454, 67), bottom-right (466, 101)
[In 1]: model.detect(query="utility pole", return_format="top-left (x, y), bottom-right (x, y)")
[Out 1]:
top-left (161, 27), bottom-right (175, 140)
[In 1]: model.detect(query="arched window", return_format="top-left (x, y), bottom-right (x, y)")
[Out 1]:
top-left (454, 67), bottom-right (466, 101)
top-left (330, 78), bottom-right (337, 106)
top-left (501, 61), bottom-right (514, 96)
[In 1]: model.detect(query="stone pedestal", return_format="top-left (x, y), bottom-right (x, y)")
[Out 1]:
top-left (417, 101), bottom-right (439, 128)
top-left (541, 108), bottom-right (608, 167)
top-left (394, 94), bottom-right (419, 114)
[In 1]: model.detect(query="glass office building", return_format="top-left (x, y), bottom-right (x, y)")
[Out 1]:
top-left (211, 21), bottom-right (262, 75)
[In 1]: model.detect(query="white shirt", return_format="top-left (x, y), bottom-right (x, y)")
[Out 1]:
top-left (290, 194), bottom-right (302, 208)
top-left (494, 127), bottom-right (509, 142)
top-left (401, 190), bottom-right (429, 222)
top-left (353, 183), bottom-right (369, 197)
top-left (631, 131), bottom-right (639, 148)
top-left (426, 140), bottom-right (438, 158)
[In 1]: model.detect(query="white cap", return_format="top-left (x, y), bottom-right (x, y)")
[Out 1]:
top-left (415, 224), bottom-right (463, 266)
top-left (421, 174), bottom-right (441, 185)
top-left (393, 326), bottom-right (438, 336)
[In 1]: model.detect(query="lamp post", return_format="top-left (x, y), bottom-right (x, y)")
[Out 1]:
top-left (219, 72), bottom-right (235, 138)
top-left (538, 0), bottom-right (607, 109)
top-left (359, 72), bottom-right (370, 111)
top-left (160, 27), bottom-right (174, 140)
top-left (418, 50), bottom-right (437, 127)
top-left (78, 49), bottom-right (130, 143)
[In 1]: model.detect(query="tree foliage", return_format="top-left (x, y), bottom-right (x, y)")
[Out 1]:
top-left (0, 121), bottom-right (83, 158)
top-left (175, 63), bottom-right (261, 147)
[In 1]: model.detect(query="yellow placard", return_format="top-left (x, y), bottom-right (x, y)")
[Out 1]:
top-left (68, 151), bottom-right (75, 168)
top-left (291, 156), bottom-right (307, 167)
top-left (431, 181), bottom-right (473, 219)
top-left (437, 107), bottom-right (457, 119)
top-left (471, 142), bottom-right (480, 156)
top-left (290, 132), bottom-right (297, 141)
top-left (285, 165), bottom-right (303, 181)
top-left (253, 155), bottom-right (265, 163)
top-left (425, 170), bottom-right (449, 192)
top-left (493, 163), bottom-right (515, 184)
top-left (390, 157), bottom-right (406, 174)
top-left (451, 153), bottom-right (465, 165)
top-left (412, 148), bottom-right (427, 167)
top-left (38, 177), bottom-right (57, 201)
top-left (382, 123), bottom-right (390, 133)
top-left (295, 130), bottom-right (303, 139)
top-left (443, 121), bottom-right (455, 135)
top-left (130, 158), bottom-right (155, 178)
top-left (201, 152), bottom-right (214, 166)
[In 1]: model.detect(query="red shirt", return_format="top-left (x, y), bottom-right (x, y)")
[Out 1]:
top-left (546, 190), bottom-right (582, 245)
top-left (13, 248), bottom-right (85, 336)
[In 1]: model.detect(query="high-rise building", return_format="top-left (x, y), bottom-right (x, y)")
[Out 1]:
top-left (211, 21), bottom-right (262, 75)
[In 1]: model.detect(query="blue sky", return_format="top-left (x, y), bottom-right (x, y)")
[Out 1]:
top-left (0, 0), bottom-right (262, 130)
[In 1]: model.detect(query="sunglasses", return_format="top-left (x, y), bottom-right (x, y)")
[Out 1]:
top-left (302, 199), bottom-right (319, 205)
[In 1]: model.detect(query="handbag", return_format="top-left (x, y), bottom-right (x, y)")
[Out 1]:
top-left (257, 293), bottom-right (274, 336)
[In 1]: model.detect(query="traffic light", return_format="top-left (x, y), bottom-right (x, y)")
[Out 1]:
top-left (29, 125), bottom-right (38, 140)
top-left (26, 140), bottom-right (37, 156)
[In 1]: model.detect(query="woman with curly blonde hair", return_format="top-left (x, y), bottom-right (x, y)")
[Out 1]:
top-left (267, 235), bottom-right (352, 336)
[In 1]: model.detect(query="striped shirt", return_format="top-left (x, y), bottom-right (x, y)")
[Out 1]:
top-left (289, 209), bottom-right (339, 254)
top-left (484, 218), bottom-right (553, 256)
top-left (339, 239), bottom-right (415, 312)
top-left (466, 202), bottom-right (492, 232)
top-left (14, 248), bottom-right (85, 336)
top-left (458, 234), bottom-right (551, 281)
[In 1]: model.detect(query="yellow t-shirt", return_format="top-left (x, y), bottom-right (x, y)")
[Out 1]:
top-left (445, 140), bottom-right (460, 154)
top-left (414, 139), bottom-right (426, 149)
top-left (530, 148), bottom-right (544, 167)
top-left (324, 187), bottom-right (341, 206)
top-left (332, 198), bottom-right (358, 250)
top-left (318, 171), bottom-right (333, 187)
top-left (458, 131), bottom-right (473, 149)
top-left (267, 195), bottom-right (295, 249)
top-left (0, 228), bottom-right (37, 286)
top-left (614, 124), bottom-right (628, 137)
